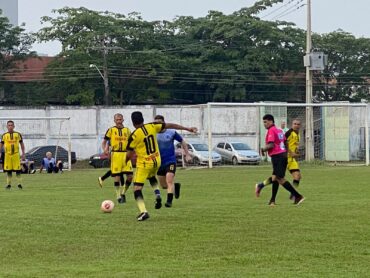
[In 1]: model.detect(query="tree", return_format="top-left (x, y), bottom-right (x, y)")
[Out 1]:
top-left (0, 10), bottom-right (35, 103)
top-left (313, 31), bottom-right (370, 102)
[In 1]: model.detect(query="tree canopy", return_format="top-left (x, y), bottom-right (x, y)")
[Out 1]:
top-left (1, 2), bottom-right (369, 105)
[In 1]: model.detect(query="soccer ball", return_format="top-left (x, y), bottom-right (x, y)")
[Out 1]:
top-left (101, 200), bottom-right (114, 213)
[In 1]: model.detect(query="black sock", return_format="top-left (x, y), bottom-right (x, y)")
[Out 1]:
top-left (167, 193), bottom-right (174, 204)
top-left (120, 174), bottom-right (124, 186)
top-left (270, 181), bottom-right (279, 202)
top-left (101, 170), bottom-right (111, 181)
top-left (134, 190), bottom-right (143, 200)
top-left (293, 180), bottom-right (300, 187)
top-left (282, 181), bottom-right (301, 198)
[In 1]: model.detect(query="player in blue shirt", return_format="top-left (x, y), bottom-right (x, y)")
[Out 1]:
top-left (154, 115), bottom-right (191, 207)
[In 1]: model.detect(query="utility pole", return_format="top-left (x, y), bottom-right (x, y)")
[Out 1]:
top-left (87, 35), bottom-right (112, 105)
top-left (305, 0), bottom-right (314, 161)
top-left (101, 42), bottom-right (110, 105)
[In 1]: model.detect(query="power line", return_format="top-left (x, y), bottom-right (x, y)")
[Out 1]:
top-left (260, 0), bottom-right (296, 19)
top-left (271, 0), bottom-right (305, 20)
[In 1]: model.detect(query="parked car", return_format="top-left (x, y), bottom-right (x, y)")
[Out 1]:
top-left (89, 152), bottom-right (110, 168)
top-left (175, 142), bottom-right (221, 166)
top-left (89, 151), bottom-right (137, 168)
top-left (25, 145), bottom-right (77, 167)
top-left (214, 142), bottom-right (261, 165)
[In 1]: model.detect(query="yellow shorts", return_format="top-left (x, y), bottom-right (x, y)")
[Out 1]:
top-left (110, 152), bottom-right (133, 175)
top-left (287, 157), bottom-right (300, 172)
top-left (133, 166), bottom-right (159, 185)
top-left (4, 153), bottom-right (21, 172)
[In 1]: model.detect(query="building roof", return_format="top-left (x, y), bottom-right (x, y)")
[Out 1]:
top-left (5, 56), bottom-right (55, 82)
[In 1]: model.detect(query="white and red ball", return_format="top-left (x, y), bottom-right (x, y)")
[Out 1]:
top-left (101, 200), bottom-right (115, 213)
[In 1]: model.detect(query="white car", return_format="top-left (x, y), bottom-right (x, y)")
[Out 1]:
top-left (214, 142), bottom-right (261, 165)
top-left (175, 142), bottom-right (221, 166)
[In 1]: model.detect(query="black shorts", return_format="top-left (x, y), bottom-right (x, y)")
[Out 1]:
top-left (271, 152), bottom-right (287, 179)
top-left (157, 163), bottom-right (176, 176)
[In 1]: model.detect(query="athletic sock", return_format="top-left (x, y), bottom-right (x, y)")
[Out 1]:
top-left (282, 181), bottom-right (301, 198)
top-left (122, 181), bottom-right (131, 195)
top-left (114, 181), bottom-right (120, 199)
top-left (119, 174), bottom-right (124, 186)
top-left (270, 180), bottom-right (279, 202)
top-left (263, 177), bottom-right (273, 186)
top-left (134, 190), bottom-right (147, 213)
top-left (6, 172), bottom-right (12, 185)
top-left (101, 170), bottom-right (111, 181)
top-left (151, 184), bottom-right (161, 197)
top-left (166, 193), bottom-right (174, 204)
top-left (293, 179), bottom-right (300, 187)
top-left (16, 173), bottom-right (22, 186)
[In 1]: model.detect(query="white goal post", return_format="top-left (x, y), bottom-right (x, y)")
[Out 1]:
top-left (0, 117), bottom-right (72, 171)
top-left (204, 102), bottom-right (369, 168)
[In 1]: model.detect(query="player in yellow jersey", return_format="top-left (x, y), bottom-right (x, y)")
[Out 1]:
top-left (126, 111), bottom-right (197, 221)
top-left (255, 119), bottom-right (302, 200)
top-left (101, 113), bottom-right (133, 204)
top-left (0, 120), bottom-right (26, 189)
top-left (284, 119), bottom-right (302, 198)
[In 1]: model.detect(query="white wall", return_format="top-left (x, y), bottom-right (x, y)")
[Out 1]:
top-left (0, 105), bottom-right (260, 159)
top-left (0, 104), bottom-right (366, 161)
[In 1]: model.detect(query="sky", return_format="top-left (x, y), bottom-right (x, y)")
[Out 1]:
top-left (16, 0), bottom-right (370, 55)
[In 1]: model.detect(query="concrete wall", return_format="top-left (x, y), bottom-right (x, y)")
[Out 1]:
top-left (0, 105), bottom-right (260, 159)
top-left (0, 104), bottom-right (367, 161)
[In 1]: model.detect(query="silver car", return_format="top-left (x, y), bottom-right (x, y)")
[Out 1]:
top-left (175, 142), bottom-right (221, 166)
top-left (214, 142), bottom-right (261, 165)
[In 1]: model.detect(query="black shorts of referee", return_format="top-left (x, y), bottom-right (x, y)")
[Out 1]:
top-left (271, 152), bottom-right (288, 179)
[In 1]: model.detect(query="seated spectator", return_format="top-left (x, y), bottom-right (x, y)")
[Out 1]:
top-left (39, 151), bottom-right (63, 173)
top-left (21, 159), bottom-right (36, 174)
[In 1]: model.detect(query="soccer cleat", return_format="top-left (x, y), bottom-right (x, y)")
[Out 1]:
top-left (30, 169), bottom-right (36, 174)
top-left (137, 212), bottom-right (150, 221)
top-left (165, 202), bottom-right (172, 208)
top-left (5, 184), bottom-right (11, 190)
top-left (98, 177), bottom-right (103, 188)
top-left (255, 183), bottom-right (264, 197)
top-left (268, 200), bottom-right (276, 206)
top-left (294, 196), bottom-right (305, 205)
top-left (119, 194), bottom-right (126, 203)
top-left (289, 194), bottom-right (295, 200)
top-left (155, 196), bottom-right (162, 209)
top-left (17, 184), bottom-right (23, 190)
top-left (174, 183), bottom-right (181, 199)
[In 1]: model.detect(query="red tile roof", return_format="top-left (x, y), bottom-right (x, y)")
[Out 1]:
top-left (4, 56), bottom-right (55, 82)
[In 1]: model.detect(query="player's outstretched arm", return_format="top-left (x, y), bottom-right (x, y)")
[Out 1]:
top-left (164, 123), bottom-right (197, 133)
top-left (181, 140), bottom-right (192, 162)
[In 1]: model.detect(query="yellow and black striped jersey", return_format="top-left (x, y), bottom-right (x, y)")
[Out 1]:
top-left (285, 128), bottom-right (300, 157)
top-left (127, 123), bottom-right (165, 167)
top-left (104, 126), bottom-right (131, 152)
top-left (1, 132), bottom-right (23, 155)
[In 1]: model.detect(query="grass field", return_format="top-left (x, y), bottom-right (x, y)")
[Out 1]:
top-left (0, 165), bottom-right (369, 277)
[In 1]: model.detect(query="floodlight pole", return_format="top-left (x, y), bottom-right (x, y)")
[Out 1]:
top-left (305, 0), bottom-right (314, 161)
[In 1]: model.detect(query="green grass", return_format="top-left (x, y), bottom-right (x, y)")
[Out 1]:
top-left (0, 166), bottom-right (369, 277)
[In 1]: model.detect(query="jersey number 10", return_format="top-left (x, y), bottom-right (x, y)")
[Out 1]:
top-left (143, 135), bottom-right (156, 155)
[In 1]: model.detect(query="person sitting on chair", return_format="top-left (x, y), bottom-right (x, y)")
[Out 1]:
top-left (21, 158), bottom-right (36, 174)
top-left (39, 151), bottom-right (63, 173)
